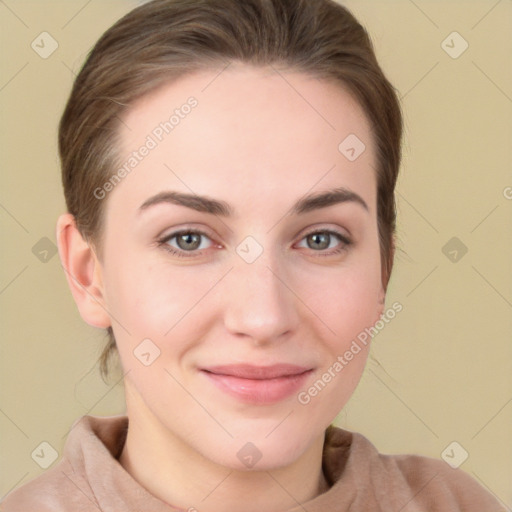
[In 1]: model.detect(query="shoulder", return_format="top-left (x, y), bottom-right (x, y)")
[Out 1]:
top-left (0, 415), bottom-right (127, 512)
top-left (325, 427), bottom-right (506, 511)
top-left (0, 458), bottom-right (96, 512)
top-left (383, 450), bottom-right (505, 511)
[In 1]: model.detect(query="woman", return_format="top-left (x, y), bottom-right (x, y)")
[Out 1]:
top-left (1, 0), bottom-right (505, 510)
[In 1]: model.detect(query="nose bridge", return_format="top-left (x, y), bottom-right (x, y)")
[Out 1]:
top-left (222, 240), bottom-right (298, 342)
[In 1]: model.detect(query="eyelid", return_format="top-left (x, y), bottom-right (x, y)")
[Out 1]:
top-left (296, 224), bottom-right (352, 244)
top-left (158, 224), bottom-right (219, 243)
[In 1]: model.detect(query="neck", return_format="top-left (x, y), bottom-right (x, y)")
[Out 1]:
top-left (118, 384), bottom-right (329, 512)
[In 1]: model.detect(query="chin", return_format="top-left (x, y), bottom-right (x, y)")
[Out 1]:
top-left (201, 427), bottom-right (318, 472)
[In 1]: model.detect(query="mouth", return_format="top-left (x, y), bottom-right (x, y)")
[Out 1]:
top-left (200, 364), bottom-right (313, 405)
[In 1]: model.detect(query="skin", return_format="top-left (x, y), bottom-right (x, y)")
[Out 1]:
top-left (57, 63), bottom-right (386, 512)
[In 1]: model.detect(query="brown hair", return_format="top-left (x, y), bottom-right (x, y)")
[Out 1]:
top-left (59, 0), bottom-right (403, 382)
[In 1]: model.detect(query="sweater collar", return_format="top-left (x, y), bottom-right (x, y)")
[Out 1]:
top-left (66, 414), bottom-right (370, 511)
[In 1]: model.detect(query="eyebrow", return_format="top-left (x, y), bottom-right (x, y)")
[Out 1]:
top-left (138, 186), bottom-right (368, 217)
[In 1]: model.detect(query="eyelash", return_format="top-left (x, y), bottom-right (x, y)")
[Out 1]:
top-left (157, 227), bottom-right (352, 259)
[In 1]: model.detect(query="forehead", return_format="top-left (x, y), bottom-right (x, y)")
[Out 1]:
top-left (111, 64), bottom-right (377, 216)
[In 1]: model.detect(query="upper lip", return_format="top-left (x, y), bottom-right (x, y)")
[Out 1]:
top-left (201, 364), bottom-right (312, 380)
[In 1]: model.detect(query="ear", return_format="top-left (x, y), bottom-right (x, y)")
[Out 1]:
top-left (56, 213), bottom-right (111, 329)
top-left (374, 239), bottom-right (394, 323)
top-left (375, 284), bottom-right (386, 320)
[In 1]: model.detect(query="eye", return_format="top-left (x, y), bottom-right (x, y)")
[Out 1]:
top-left (158, 229), bottom-right (215, 257)
top-left (157, 227), bottom-right (352, 259)
top-left (296, 229), bottom-right (351, 256)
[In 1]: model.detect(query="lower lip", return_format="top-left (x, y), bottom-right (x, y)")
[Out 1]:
top-left (201, 370), bottom-right (312, 405)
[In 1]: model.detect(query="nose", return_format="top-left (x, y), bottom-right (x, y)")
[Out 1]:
top-left (222, 250), bottom-right (299, 345)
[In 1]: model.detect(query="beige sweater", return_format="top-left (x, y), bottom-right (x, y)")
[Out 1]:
top-left (0, 415), bottom-right (506, 511)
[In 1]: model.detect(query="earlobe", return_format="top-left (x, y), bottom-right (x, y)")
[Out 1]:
top-left (56, 213), bottom-right (111, 329)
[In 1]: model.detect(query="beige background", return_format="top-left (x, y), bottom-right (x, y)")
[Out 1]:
top-left (1, 0), bottom-right (511, 507)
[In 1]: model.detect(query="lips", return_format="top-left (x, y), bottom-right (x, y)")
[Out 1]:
top-left (200, 364), bottom-right (313, 404)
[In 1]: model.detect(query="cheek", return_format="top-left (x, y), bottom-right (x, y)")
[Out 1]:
top-left (295, 262), bottom-right (379, 419)
top-left (103, 258), bottom-right (221, 351)
top-left (295, 257), bottom-right (382, 346)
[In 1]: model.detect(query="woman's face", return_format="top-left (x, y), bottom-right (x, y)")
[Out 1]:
top-left (97, 64), bottom-right (385, 469)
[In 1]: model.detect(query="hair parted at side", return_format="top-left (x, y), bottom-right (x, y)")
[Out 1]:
top-left (59, 0), bottom-right (403, 383)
